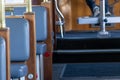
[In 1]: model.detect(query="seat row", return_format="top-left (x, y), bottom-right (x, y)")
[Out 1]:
top-left (0, 5), bottom-right (47, 80)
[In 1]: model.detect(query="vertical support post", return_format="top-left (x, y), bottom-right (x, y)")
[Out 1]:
top-left (24, 13), bottom-right (36, 80)
top-left (0, 0), bottom-right (10, 80)
top-left (24, 1), bottom-right (36, 79)
top-left (98, 0), bottom-right (110, 37)
top-left (43, 0), bottom-right (48, 3)
top-left (0, 0), bottom-right (6, 28)
top-left (26, 0), bottom-right (32, 12)
top-left (41, 1), bottom-right (53, 80)
top-left (100, 0), bottom-right (106, 32)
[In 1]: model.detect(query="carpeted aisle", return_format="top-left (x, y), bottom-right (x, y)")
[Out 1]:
top-left (63, 63), bottom-right (120, 77)
top-left (53, 63), bottom-right (120, 80)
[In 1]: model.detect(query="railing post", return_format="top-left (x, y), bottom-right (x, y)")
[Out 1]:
top-left (98, 0), bottom-right (110, 37)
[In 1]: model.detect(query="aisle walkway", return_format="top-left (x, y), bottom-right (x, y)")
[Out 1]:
top-left (53, 63), bottom-right (120, 80)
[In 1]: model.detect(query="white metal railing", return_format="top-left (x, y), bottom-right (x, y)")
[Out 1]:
top-left (55, 0), bottom-right (65, 38)
top-left (78, 0), bottom-right (120, 37)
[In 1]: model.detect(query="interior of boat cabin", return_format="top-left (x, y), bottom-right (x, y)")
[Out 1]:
top-left (1, 0), bottom-right (120, 80)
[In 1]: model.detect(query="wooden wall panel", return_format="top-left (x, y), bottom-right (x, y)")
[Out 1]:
top-left (58, 0), bottom-right (72, 31)
top-left (58, 0), bottom-right (120, 31)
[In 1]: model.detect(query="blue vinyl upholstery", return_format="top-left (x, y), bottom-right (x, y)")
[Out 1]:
top-left (13, 6), bottom-right (47, 41)
top-left (36, 43), bottom-right (46, 55)
top-left (11, 64), bottom-right (28, 78)
top-left (6, 18), bottom-right (30, 61)
top-left (0, 37), bottom-right (6, 80)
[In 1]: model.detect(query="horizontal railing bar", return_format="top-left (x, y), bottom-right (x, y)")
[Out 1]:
top-left (54, 49), bottom-right (120, 54)
top-left (5, 3), bottom-right (27, 7)
top-left (6, 15), bottom-right (24, 18)
top-left (78, 16), bottom-right (120, 24)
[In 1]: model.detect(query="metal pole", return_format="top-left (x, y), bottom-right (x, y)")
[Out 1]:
top-left (58, 17), bottom-right (64, 38)
top-left (43, 0), bottom-right (48, 2)
top-left (26, 0), bottom-right (32, 12)
top-left (100, 0), bottom-right (106, 32)
top-left (55, 0), bottom-right (64, 21)
top-left (98, 0), bottom-right (109, 37)
top-left (0, 0), bottom-right (6, 28)
top-left (55, 0), bottom-right (65, 38)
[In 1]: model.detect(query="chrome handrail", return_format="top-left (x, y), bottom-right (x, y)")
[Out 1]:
top-left (55, 0), bottom-right (65, 38)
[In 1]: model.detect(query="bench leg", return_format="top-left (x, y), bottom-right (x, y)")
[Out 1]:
top-left (36, 56), bottom-right (40, 80)
top-left (36, 54), bottom-right (44, 80)
top-left (40, 54), bottom-right (44, 80)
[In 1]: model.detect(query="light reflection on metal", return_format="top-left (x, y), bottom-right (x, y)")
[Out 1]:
top-left (26, 0), bottom-right (32, 12)
top-left (55, 0), bottom-right (65, 38)
top-left (0, 0), bottom-right (6, 28)
top-left (43, 0), bottom-right (48, 2)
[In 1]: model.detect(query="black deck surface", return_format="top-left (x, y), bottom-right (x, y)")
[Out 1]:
top-left (56, 31), bottom-right (120, 50)
top-left (53, 31), bottom-right (120, 63)
top-left (57, 31), bottom-right (120, 39)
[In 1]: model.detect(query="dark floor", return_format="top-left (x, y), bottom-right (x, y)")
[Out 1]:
top-left (53, 63), bottom-right (120, 80)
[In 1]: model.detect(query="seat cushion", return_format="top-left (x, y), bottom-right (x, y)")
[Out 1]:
top-left (0, 37), bottom-right (6, 80)
top-left (11, 64), bottom-right (28, 78)
top-left (6, 18), bottom-right (30, 61)
top-left (36, 43), bottom-right (46, 55)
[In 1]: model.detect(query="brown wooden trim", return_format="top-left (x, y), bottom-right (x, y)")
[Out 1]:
top-left (0, 28), bottom-right (10, 80)
top-left (24, 13), bottom-right (36, 80)
top-left (52, 0), bottom-right (58, 49)
top-left (41, 1), bottom-right (53, 80)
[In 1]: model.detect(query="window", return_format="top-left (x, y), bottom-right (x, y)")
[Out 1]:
top-left (5, 0), bottom-right (25, 4)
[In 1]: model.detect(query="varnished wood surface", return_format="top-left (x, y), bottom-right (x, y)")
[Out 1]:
top-left (24, 13), bottom-right (36, 80)
top-left (41, 1), bottom-right (53, 80)
top-left (57, 0), bottom-right (120, 31)
top-left (0, 28), bottom-right (10, 80)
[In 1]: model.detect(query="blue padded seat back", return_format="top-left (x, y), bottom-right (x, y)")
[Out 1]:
top-left (13, 6), bottom-right (47, 41)
top-left (0, 37), bottom-right (6, 80)
top-left (6, 18), bottom-right (30, 61)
